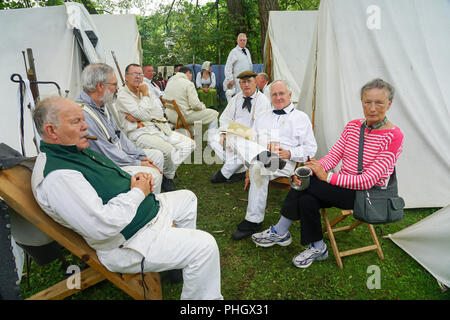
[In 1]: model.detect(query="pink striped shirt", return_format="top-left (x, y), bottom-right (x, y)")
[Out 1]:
top-left (319, 119), bottom-right (404, 190)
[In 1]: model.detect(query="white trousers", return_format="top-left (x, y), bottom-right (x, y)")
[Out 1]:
top-left (225, 135), bottom-right (297, 223)
top-left (97, 190), bottom-right (223, 300)
top-left (245, 161), bottom-right (296, 223)
top-left (208, 132), bottom-right (247, 178)
top-left (122, 148), bottom-right (164, 194)
top-left (135, 131), bottom-right (195, 179)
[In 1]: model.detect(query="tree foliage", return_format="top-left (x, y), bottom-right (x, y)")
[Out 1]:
top-left (1, 0), bottom-right (321, 67)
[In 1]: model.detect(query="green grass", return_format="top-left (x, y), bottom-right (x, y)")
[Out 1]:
top-left (19, 118), bottom-right (449, 300)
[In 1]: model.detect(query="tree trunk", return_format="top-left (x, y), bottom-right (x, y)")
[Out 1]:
top-left (258, 0), bottom-right (279, 60)
top-left (226, 0), bottom-right (247, 35)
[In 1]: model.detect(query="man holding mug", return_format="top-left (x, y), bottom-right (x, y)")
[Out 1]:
top-left (231, 80), bottom-right (317, 240)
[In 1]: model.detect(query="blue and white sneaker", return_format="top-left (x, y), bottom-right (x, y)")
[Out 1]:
top-left (251, 225), bottom-right (292, 247)
top-left (292, 244), bottom-right (328, 268)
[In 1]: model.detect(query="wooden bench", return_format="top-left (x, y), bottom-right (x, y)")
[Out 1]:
top-left (0, 164), bottom-right (162, 300)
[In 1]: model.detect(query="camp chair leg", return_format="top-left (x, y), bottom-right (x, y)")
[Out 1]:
top-left (368, 224), bottom-right (384, 260)
top-left (27, 267), bottom-right (105, 300)
top-left (321, 209), bottom-right (343, 269)
top-left (321, 208), bottom-right (384, 269)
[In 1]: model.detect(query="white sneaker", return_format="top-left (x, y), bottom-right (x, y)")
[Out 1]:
top-left (251, 225), bottom-right (292, 248)
top-left (292, 244), bottom-right (328, 268)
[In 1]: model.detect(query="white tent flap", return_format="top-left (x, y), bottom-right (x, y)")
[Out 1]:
top-left (388, 205), bottom-right (450, 288)
top-left (299, 0), bottom-right (450, 208)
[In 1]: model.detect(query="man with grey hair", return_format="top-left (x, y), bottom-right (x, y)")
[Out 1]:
top-left (224, 33), bottom-right (253, 96)
top-left (227, 80), bottom-right (317, 240)
top-left (30, 96), bottom-right (223, 300)
top-left (78, 63), bottom-right (164, 193)
top-left (255, 72), bottom-right (271, 100)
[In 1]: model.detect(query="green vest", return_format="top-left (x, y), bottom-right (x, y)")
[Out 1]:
top-left (40, 141), bottom-right (159, 240)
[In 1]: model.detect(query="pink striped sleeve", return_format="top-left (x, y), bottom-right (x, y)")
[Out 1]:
top-left (330, 127), bottom-right (404, 190)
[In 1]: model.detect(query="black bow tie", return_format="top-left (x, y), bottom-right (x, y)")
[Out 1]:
top-left (273, 109), bottom-right (286, 115)
top-left (242, 48), bottom-right (247, 56)
top-left (242, 97), bottom-right (252, 112)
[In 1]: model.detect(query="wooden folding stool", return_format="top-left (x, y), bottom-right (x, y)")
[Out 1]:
top-left (321, 209), bottom-right (384, 269)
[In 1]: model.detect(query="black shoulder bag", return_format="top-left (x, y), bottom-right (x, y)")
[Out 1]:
top-left (353, 122), bottom-right (405, 224)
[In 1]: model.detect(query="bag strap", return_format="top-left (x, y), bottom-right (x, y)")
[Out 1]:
top-left (358, 121), bottom-right (397, 186)
top-left (357, 122), bottom-right (365, 175)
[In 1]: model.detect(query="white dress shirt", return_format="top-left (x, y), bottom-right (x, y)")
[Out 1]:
top-left (253, 103), bottom-right (317, 163)
top-left (219, 90), bottom-right (271, 131)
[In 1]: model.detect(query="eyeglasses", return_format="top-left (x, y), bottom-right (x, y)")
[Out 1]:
top-left (127, 72), bottom-right (144, 77)
top-left (105, 82), bottom-right (118, 87)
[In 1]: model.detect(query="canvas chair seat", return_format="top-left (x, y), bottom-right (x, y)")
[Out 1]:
top-left (0, 164), bottom-right (162, 300)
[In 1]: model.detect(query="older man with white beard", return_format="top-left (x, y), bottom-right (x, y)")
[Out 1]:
top-left (77, 63), bottom-right (164, 193)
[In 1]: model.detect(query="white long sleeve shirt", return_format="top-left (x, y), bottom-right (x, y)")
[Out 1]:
top-left (253, 103), bottom-right (317, 163)
top-left (195, 72), bottom-right (216, 89)
top-left (224, 46), bottom-right (252, 84)
top-left (219, 90), bottom-right (271, 132)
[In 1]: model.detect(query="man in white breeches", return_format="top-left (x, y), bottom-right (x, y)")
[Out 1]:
top-left (31, 96), bottom-right (223, 300)
top-left (224, 33), bottom-right (253, 97)
top-left (208, 70), bottom-right (271, 183)
top-left (116, 64), bottom-right (196, 192)
top-left (227, 80), bottom-right (318, 240)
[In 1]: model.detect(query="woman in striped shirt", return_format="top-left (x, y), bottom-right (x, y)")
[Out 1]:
top-left (251, 78), bottom-right (404, 269)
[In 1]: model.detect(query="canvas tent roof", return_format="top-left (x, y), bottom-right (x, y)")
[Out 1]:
top-left (298, 0), bottom-right (450, 209)
top-left (264, 10), bottom-right (317, 104)
top-left (0, 4), bottom-right (142, 157)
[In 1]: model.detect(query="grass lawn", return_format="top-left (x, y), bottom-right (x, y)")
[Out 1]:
top-left (19, 107), bottom-right (449, 300)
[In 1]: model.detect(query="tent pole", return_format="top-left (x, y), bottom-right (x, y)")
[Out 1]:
top-left (311, 39), bottom-right (318, 132)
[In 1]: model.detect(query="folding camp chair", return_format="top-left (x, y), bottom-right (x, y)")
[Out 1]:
top-left (321, 209), bottom-right (384, 269)
top-left (0, 164), bottom-right (162, 300)
top-left (266, 168), bottom-right (384, 269)
top-left (160, 97), bottom-right (194, 139)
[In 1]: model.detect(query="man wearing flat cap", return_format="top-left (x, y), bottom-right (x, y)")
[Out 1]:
top-left (208, 70), bottom-right (271, 183)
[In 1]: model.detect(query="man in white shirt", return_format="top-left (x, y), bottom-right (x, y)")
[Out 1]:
top-left (164, 66), bottom-right (219, 131)
top-left (224, 33), bottom-right (253, 97)
top-left (208, 70), bottom-right (271, 183)
top-left (116, 64), bottom-right (196, 192)
top-left (255, 72), bottom-right (271, 100)
top-left (31, 96), bottom-right (223, 300)
top-left (229, 80), bottom-right (318, 240)
top-left (143, 64), bottom-right (164, 104)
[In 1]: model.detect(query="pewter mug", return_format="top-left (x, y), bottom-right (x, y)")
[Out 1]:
top-left (289, 166), bottom-right (312, 191)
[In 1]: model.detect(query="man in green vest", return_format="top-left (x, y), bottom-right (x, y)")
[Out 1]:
top-left (31, 96), bottom-right (222, 300)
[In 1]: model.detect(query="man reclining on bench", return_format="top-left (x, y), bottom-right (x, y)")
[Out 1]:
top-left (30, 96), bottom-right (223, 300)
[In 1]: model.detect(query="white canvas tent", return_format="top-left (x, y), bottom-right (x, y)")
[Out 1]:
top-left (388, 205), bottom-right (450, 289)
top-left (91, 14), bottom-right (143, 86)
top-left (0, 4), bottom-right (142, 157)
top-left (264, 10), bottom-right (317, 104)
top-left (299, 0), bottom-right (450, 209)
